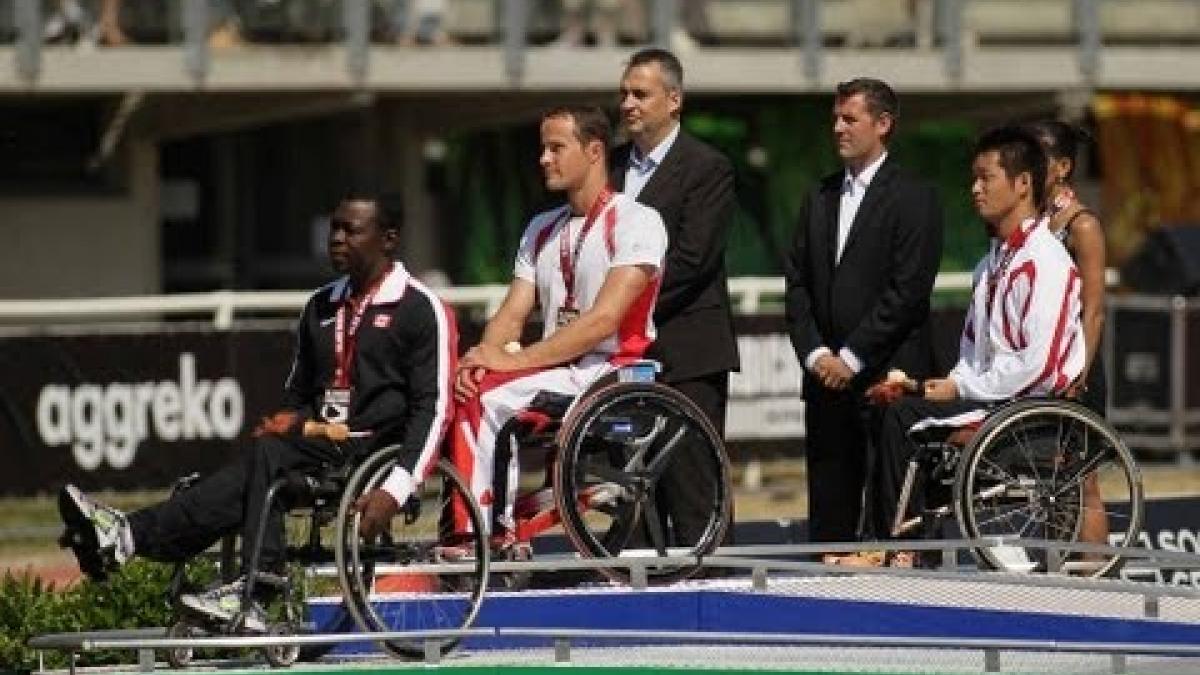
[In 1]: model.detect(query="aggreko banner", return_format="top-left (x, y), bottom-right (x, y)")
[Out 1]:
top-left (1, 329), bottom-right (292, 496)
top-left (3, 319), bottom-right (805, 496)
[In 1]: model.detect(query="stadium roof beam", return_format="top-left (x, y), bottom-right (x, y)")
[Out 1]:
top-left (4, 45), bottom-right (1200, 94)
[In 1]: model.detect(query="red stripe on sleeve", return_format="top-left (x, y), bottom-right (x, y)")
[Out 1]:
top-left (1020, 267), bottom-right (1080, 397)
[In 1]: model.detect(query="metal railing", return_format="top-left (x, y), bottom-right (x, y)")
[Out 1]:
top-left (27, 538), bottom-right (1200, 673)
top-left (0, 275), bottom-right (895, 328)
top-left (31, 627), bottom-right (1200, 673)
top-left (0, 269), bottom-right (1125, 329)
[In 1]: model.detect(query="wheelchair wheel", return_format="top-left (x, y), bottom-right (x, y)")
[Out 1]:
top-left (164, 621), bottom-right (196, 669)
top-left (953, 399), bottom-right (1143, 577)
top-left (334, 450), bottom-right (488, 659)
top-left (263, 623), bottom-right (300, 668)
top-left (554, 381), bottom-right (731, 583)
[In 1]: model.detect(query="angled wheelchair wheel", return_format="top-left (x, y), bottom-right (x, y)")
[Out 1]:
top-left (953, 399), bottom-right (1143, 577)
top-left (554, 381), bottom-right (732, 583)
top-left (335, 450), bottom-right (488, 659)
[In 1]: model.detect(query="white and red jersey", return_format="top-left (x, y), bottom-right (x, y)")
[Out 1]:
top-left (949, 217), bottom-right (1085, 401)
top-left (514, 192), bottom-right (668, 364)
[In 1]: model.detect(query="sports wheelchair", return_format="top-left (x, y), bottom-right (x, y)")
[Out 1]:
top-left (891, 397), bottom-right (1143, 577)
top-left (162, 432), bottom-right (490, 668)
top-left (490, 360), bottom-right (733, 584)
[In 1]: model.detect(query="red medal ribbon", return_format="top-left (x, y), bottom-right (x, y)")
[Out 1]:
top-left (332, 263), bottom-right (392, 388)
top-left (558, 187), bottom-right (614, 310)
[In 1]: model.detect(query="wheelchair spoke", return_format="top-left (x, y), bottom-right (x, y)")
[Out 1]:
top-left (978, 454), bottom-right (1018, 483)
top-left (1046, 502), bottom-right (1083, 535)
top-left (640, 492), bottom-right (669, 556)
top-left (599, 500), bottom-right (638, 554)
top-left (974, 501), bottom-right (1037, 531)
top-left (1008, 423), bottom-right (1044, 486)
top-left (1052, 447), bottom-right (1110, 500)
top-left (644, 423), bottom-right (690, 480)
top-left (1049, 413), bottom-right (1068, 488)
top-left (581, 460), bottom-right (636, 488)
top-left (617, 413), bottom-right (668, 471)
top-left (1015, 510), bottom-right (1042, 539)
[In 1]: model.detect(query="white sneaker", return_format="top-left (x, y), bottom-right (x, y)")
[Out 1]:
top-left (58, 485), bottom-right (134, 581)
top-left (180, 578), bottom-right (268, 632)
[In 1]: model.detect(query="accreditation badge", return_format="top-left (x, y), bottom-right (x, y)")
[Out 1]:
top-left (556, 307), bottom-right (580, 328)
top-left (320, 388), bottom-right (352, 424)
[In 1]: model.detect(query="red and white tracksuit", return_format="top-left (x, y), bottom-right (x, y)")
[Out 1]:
top-left (866, 217), bottom-right (1087, 538)
top-left (448, 193), bottom-right (668, 533)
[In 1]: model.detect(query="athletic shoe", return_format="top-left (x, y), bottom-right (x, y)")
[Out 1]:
top-left (179, 578), bottom-right (267, 632)
top-left (57, 485), bottom-right (134, 582)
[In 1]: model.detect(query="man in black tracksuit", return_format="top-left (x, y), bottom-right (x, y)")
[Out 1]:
top-left (58, 194), bottom-right (455, 629)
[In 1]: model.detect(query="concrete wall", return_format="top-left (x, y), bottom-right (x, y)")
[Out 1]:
top-left (0, 137), bottom-right (159, 299)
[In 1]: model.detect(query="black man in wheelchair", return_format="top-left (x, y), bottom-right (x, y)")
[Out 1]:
top-left (58, 192), bottom-right (456, 631)
top-left (833, 126), bottom-right (1087, 568)
top-left (444, 105), bottom-right (668, 557)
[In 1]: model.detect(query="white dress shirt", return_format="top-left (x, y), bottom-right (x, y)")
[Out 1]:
top-left (805, 151), bottom-right (888, 376)
top-left (623, 122), bottom-right (680, 199)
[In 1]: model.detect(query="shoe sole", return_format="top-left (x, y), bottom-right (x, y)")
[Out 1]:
top-left (57, 486), bottom-right (108, 582)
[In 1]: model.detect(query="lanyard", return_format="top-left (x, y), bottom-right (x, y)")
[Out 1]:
top-left (984, 220), bottom-right (1035, 314)
top-left (558, 187), bottom-right (613, 309)
top-left (332, 264), bottom-right (391, 388)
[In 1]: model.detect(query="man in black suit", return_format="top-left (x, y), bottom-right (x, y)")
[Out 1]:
top-left (610, 48), bottom-right (739, 545)
top-left (784, 78), bottom-right (943, 553)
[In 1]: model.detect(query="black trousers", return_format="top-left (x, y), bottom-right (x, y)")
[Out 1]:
top-left (127, 434), bottom-right (360, 574)
top-left (804, 392), bottom-right (870, 542)
top-left (865, 397), bottom-right (985, 539)
top-left (653, 371), bottom-right (731, 546)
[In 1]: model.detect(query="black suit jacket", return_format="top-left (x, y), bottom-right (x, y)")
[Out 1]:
top-left (610, 130), bottom-right (740, 383)
top-left (784, 157), bottom-right (944, 401)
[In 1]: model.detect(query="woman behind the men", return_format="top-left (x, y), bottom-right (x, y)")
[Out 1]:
top-left (1027, 119), bottom-right (1108, 550)
top-left (1028, 120), bottom-right (1106, 410)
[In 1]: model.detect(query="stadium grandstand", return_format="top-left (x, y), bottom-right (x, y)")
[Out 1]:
top-left (5, 2), bottom-right (1200, 673)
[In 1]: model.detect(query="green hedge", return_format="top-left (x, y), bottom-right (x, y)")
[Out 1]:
top-left (0, 560), bottom-right (215, 670)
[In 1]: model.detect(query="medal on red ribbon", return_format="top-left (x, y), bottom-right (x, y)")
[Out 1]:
top-left (556, 187), bottom-right (613, 328)
top-left (322, 265), bottom-right (391, 423)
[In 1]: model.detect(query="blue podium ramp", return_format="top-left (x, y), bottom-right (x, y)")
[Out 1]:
top-left (308, 572), bottom-right (1200, 653)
